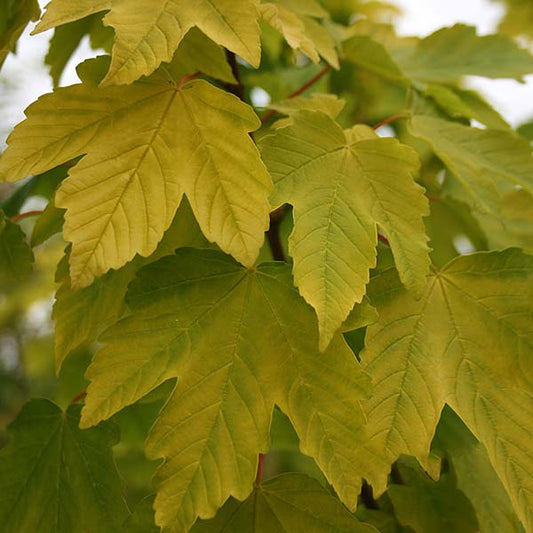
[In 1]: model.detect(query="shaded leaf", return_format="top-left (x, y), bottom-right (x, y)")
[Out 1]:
top-left (0, 211), bottom-right (34, 285)
top-left (0, 399), bottom-right (128, 533)
top-left (0, 0), bottom-right (40, 67)
top-left (388, 458), bottom-right (478, 533)
top-left (433, 406), bottom-right (522, 533)
top-left (192, 473), bottom-right (378, 533)
top-left (53, 198), bottom-right (209, 370)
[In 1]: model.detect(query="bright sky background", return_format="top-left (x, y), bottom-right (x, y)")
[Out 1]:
top-left (1, 0), bottom-right (532, 148)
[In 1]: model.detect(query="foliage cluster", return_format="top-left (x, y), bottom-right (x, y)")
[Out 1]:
top-left (0, 0), bottom-right (532, 532)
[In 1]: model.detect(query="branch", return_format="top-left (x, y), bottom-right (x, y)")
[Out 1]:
top-left (71, 391), bottom-right (87, 404)
top-left (11, 210), bottom-right (43, 223)
top-left (177, 71), bottom-right (201, 88)
top-left (261, 64), bottom-right (333, 124)
top-left (372, 113), bottom-right (409, 131)
top-left (378, 232), bottom-right (390, 246)
top-left (224, 51), bottom-right (246, 101)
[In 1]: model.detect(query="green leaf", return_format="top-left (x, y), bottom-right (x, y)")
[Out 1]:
top-left (409, 115), bottom-right (533, 213)
top-left (355, 249), bottom-right (533, 530)
top-left (388, 458), bottom-right (479, 533)
top-left (424, 85), bottom-right (510, 130)
top-left (268, 93), bottom-right (345, 118)
top-left (259, 110), bottom-right (429, 350)
top-left (53, 198), bottom-right (210, 370)
top-left (342, 34), bottom-right (407, 82)
top-left (0, 211), bottom-right (34, 285)
top-left (433, 407), bottom-right (522, 533)
top-left (0, 399), bottom-right (128, 533)
top-left (34, 0), bottom-right (262, 85)
top-left (167, 28), bottom-right (236, 84)
top-left (0, 0), bottom-right (40, 67)
top-left (30, 198), bottom-right (65, 247)
top-left (260, 1), bottom-right (339, 68)
top-left (392, 24), bottom-right (533, 83)
top-left (81, 248), bottom-right (370, 531)
top-left (0, 74), bottom-right (272, 287)
top-left (45, 14), bottom-right (109, 86)
top-left (192, 473), bottom-right (379, 533)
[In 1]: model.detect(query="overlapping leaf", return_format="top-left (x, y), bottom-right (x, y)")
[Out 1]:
top-left (0, 67), bottom-right (272, 288)
top-left (345, 23), bottom-right (533, 84)
top-left (81, 248), bottom-right (371, 532)
top-left (0, 0), bottom-right (40, 67)
top-left (34, 0), bottom-right (261, 85)
top-left (259, 110), bottom-right (429, 350)
top-left (259, 0), bottom-right (338, 67)
top-left (0, 399), bottom-right (128, 533)
top-left (434, 407), bottom-right (522, 533)
top-left (354, 249), bottom-right (533, 530)
top-left (192, 473), bottom-right (378, 532)
top-left (410, 115), bottom-right (533, 247)
top-left (0, 211), bottom-right (34, 285)
top-left (52, 199), bottom-right (210, 370)
top-left (388, 458), bottom-right (478, 533)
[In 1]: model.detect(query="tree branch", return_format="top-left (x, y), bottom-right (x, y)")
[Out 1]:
top-left (372, 113), bottom-right (409, 131)
top-left (261, 64), bottom-right (333, 124)
top-left (11, 210), bottom-right (44, 223)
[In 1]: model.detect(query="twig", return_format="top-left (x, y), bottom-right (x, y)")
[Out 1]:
top-left (372, 113), bottom-right (409, 131)
top-left (261, 64), bottom-right (333, 124)
top-left (71, 391), bottom-right (87, 404)
top-left (177, 71), bottom-right (201, 89)
top-left (11, 210), bottom-right (44, 223)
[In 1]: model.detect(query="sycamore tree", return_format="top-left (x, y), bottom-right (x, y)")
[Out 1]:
top-left (0, 0), bottom-right (532, 532)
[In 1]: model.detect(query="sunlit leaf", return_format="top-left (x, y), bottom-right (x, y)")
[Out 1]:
top-left (82, 248), bottom-right (370, 531)
top-left (260, 110), bottom-right (429, 350)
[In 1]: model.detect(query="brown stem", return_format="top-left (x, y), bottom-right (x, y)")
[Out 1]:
top-left (372, 113), bottom-right (409, 131)
top-left (177, 71), bottom-right (201, 88)
top-left (426, 193), bottom-right (441, 201)
top-left (255, 453), bottom-right (265, 486)
top-left (71, 391), bottom-right (87, 404)
top-left (378, 232), bottom-right (390, 246)
top-left (11, 210), bottom-right (44, 223)
top-left (261, 64), bottom-right (333, 124)
top-left (224, 51), bottom-right (246, 101)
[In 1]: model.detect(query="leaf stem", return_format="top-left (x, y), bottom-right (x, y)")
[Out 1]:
top-left (255, 453), bottom-right (265, 486)
top-left (11, 210), bottom-right (44, 223)
top-left (177, 71), bottom-right (201, 88)
top-left (71, 391), bottom-right (87, 404)
top-left (224, 51), bottom-right (246, 101)
top-left (378, 232), bottom-right (390, 246)
top-left (261, 64), bottom-right (333, 123)
top-left (372, 113), bottom-right (409, 131)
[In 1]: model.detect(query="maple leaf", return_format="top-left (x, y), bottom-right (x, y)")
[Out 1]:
top-left (34, 0), bottom-right (261, 85)
top-left (259, 110), bottom-right (430, 350)
top-left (81, 248), bottom-right (371, 532)
top-left (0, 211), bottom-right (34, 284)
top-left (52, 198), bottom-right (210, 370)
top-left (354, 249), bottom-right (533, 530)
top-left (434, 407), bottom-right (522, 533)
top-left (0, 66), bottom-right (272, 288)
top-left (191, 473), bottom-right (379, 532)
top-left (0, 0), bottom-right (40, 67)
top-left (259, 0), bottom-right (339, 68)
top-left (0, 399), bottom-right (128, 533)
